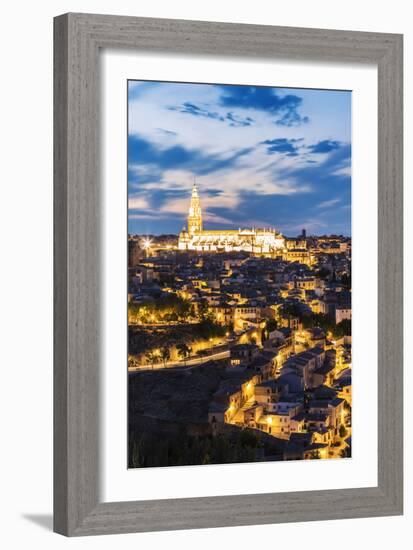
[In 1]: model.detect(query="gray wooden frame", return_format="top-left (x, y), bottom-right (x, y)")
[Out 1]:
top-left (54, 13), bottom-right (403, 537)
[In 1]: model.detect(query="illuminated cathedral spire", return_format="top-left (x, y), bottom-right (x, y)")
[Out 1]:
top-left (178, 177), bottom-right (285, 254)
top-left (187, 178), bottom-right (203, 235)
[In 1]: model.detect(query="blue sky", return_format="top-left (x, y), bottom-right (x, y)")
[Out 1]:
top-left (128, 80), bottom-right (351, 236)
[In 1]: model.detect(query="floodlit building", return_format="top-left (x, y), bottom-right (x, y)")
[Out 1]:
top-left (335, 305), bottom-right (352, 324)
top-left (178, 183), bottom-right (285, 254)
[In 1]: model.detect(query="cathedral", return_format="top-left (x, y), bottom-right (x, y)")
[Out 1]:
top-left (178, 183), bottom-right (285, 255)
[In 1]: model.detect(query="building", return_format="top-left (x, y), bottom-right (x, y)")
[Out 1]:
top-left (178, 183), bottom-right (285, 255)
top-left (230, 344), bottom-right (260, 366)
top-left (257, 401), bottom-right (302, 438)
top-left (282, 248), bottom-right (314, 266)
top-left (284, 432), bottom-right (328, 460)
top-left (335, 305), bottom-right (352, 324)
top-left (128, 237), bottom-right (144, 267)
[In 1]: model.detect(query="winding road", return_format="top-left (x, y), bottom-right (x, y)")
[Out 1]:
top-left (128, 349), bottom-right (230, 372)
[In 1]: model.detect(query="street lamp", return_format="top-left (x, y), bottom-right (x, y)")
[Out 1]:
top-left (142, 237), bottom-right (152, 257)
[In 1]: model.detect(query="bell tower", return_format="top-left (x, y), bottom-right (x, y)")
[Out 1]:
top-left (187, 179), bottom-right (203, 235)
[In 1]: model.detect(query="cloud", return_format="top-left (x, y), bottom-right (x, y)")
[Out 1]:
top-left (168, 102), bottom-right (225, 121)
top-left (316, 198), bottom-right (341, 209)
top-left (168, 102), bottom-right (254, 127)
top-left (220, 144), bottom-right (351, 234)
top-left (128, 196), bottom-right (150, 210)
top-left (225, 112), bottom-right (254, 127)
top-left (217, 85), bottom-right (309, 127)
top-left (127, 81), bottom-right (351, 236)
top-left (128, 134), bottom-right (253, 177)
top-left (128, 81), bottom-right (161, 100)
top-left (275, 110), bottom-right (309, 127)
top-left (280, 143), bottom-right (351, 188)
top-left (156, 128), bottom-right (178, 136)
top-left (260, 138), bottom-right (303, 157)
top-left (259, 138), bottom-right (344, 161)
top-left (203, 188), bottom-right (224, 197)
top-left (308, 139), bottom-right (342, 154)
top-left (128, 162), bottom-right (311, 234)
top-left (128, 163), bottom-right (163, 186)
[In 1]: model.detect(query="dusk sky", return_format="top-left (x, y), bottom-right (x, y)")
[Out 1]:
top-left (128, 80), bottom-right (351, 237)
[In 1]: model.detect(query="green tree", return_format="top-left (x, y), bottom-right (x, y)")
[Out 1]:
top-left (145, 350), bottom-right (159, 369)
top-left (128, 293), bottom-right (194, 325)
top-left (339, 424), bottom-right (347, 438)
top-left (176, 343), bottom-right (192, 366)
top-left (160, 346), bottom-right (171, 368)
top-left (333, 319), bottom-right (351, 338)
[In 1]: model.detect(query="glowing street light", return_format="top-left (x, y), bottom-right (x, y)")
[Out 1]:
top-left (142, 238), bottom-right (152, 250)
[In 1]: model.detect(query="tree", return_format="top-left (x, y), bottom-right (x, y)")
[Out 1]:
top-left (145, 350), bottom-right (159, 369)
top-left (160, 346), bottom-right (171, 368)
top-left (128, 293), bottom-right (193, 325)
top-left (334, 319), bottom-right (351, 337)
top-left (198, 299), bottom-right (209, 321)
top-left (145, 350), bottom-right (156, 368)
top-left (339, 424), bottom-right (347, 438)
top-left (266, 318), bottom-right (278, 333)
top-left (302, 312), bottom-right (332, 331)
top-left (340, 446), bottom-right (351, 458)
top-left (309, 450), bottom-right (321, 459)
top-left (263, 318), bottom-right (277, 340)
top-left (282, 302), bottom-right (302, 318)
top-left (316, 267), bottom-right (331, 279)
top-left (340, 273), bottom-right (351, 289)
top-left (176, 343), bottom-right (192, 366)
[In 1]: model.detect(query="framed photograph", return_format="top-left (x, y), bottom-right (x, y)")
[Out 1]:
top-left (54, 13), bottom-right (403, 536)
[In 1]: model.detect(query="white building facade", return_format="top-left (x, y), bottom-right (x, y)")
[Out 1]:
top-left (178, 183), bottom-right (285, 255)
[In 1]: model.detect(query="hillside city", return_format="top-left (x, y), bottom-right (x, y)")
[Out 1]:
top-left (128, 228), bottom-right (351, 467)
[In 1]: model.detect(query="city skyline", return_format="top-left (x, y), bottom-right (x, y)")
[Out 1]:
top-left (128, 80), bottom-right (351, 236)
